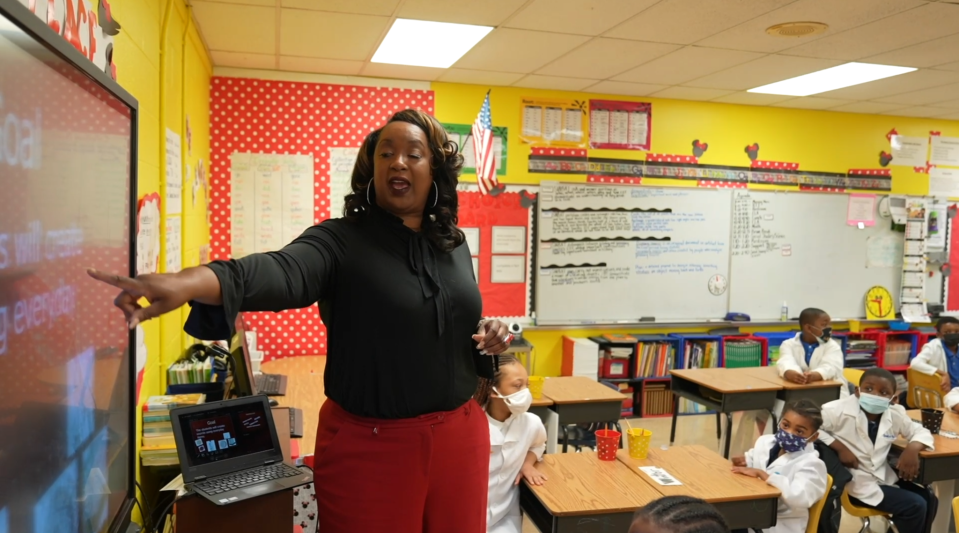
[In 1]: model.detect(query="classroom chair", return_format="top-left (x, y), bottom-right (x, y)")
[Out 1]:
top-left (806, 474), bottom-right (833, 533)
top-left (841, 486), bottom-right (898, 533)
top-left (908, 368), bottom-right (944, 409)
top-left (843, 368), bottom-right (864, 388)
top-left (953, 495), bottom-right (959, 533)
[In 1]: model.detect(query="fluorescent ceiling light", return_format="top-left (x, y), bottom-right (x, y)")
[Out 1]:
top-left (372, 19), bottom-right (493, 69)
top-left (748, 62), bottom-right (917, 96)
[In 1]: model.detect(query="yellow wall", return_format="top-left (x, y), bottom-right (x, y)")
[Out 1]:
top-left (431, 82), bottom-right (959, 375)
top-left (112, 0), bottom-right (211, 523)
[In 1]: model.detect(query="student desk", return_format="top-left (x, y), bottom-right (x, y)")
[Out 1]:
top-left (260, 356), bottom-right (326, 456)
top-left (669, 368), bottom-right (781, 458)
top-left (902, 409), bottom-right (959, 533)
top-left (542, 376), bottom-right (627, 452)
top-left (520, 451), bottom-right (661, 533)
top-left (530, 396), bottom-right (561, 454)
top-left (737, 366), bottom-right (843, 408)
top-left (616, 445), bottom-right (780, 530)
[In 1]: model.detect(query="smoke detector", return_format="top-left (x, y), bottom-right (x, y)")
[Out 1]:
top-left (765, 22), bottom-right (829, 38)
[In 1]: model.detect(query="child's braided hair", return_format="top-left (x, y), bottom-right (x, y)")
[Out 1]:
top-left (473, 355), bottom-right (522, 407)
top-left (630, 496), bottom-right (730, 533)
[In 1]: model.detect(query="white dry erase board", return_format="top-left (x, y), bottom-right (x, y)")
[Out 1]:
top-left (534, 182), bottom-right (902, 324)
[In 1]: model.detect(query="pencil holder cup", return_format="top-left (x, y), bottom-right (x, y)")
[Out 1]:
top-left (921, 408), bottom-right (944, 434)
top-left (595, 427), bottom-right (622, 461)
top-left (627, 428), bottom-right (652, 459)
top-left (528, 376), bottom-right (545, 399)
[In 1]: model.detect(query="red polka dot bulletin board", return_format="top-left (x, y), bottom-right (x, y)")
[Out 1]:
top-left (210, 77), bottom-right (534, 360)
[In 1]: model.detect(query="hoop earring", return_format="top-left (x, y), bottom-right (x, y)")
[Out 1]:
top-left (366, 182), bottom-right (374, 205)
top-left (431, 182), bottom-right (438, 209)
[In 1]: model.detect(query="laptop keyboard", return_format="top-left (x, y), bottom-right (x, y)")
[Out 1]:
top-left (195, 464), bottom-right (303, 495)
top-left (255, 373), bottom-right (285, 395)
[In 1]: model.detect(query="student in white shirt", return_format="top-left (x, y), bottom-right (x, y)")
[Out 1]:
top-left (776, 308), bottom-right (849, 397)
top-left (730, 400), bottom-right (828, 533)
top-left (910, 317), bottom-right (959, 410)
top-left (818, 368), bottom-right (937, 533)
top-left (475, 355), bottom-right (547, 533)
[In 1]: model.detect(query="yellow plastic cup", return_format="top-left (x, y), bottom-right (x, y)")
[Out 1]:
top-left (528, 376), bottom-right (545, 399)
top-left (627, 428), bottom-right (652, 459)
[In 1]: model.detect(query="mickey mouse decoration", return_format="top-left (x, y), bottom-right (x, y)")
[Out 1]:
top-left (745, 143), bottom-right (760, 161)
top-left (692, 140), bottom-right (708, 158)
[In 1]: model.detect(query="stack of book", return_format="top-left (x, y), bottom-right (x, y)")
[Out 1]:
top-left (599, 346), bottom-right (632, 378)
top-left (642, 382), bottom-right (673, 416)
top-left (635, 342), bottom-right (676, 378)
top-left (140, 394), bottom-right (205, 467)
top-left (724, 340), bottom-right (762, 368)
top-left (846, 339), bottom-right (879, 369)
top-left (680, 340), bottom-right (720, 414)
top-left (167, 359), bottom-right (214, 385)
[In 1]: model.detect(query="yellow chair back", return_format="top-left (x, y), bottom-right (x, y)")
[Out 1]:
top-left (805, 474), bottom-right (833, 533)
top-left (953, 496), bottom-right (959, 533)
top-left (843, 368), bottom-right (864, 387)
top-left (908, 368), bottom-right (944, 409)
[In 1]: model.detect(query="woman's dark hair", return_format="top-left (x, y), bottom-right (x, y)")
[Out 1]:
top-left (782, 399), bottom-right (823, 431)
top-left (343, 109), bottom-right (466, 253)
top-left (631, 496), bottom-right (729, 533)
top-left (474, 355), bottom-right (522, 407)
top-left (937, 316), bottom-right (959, 332)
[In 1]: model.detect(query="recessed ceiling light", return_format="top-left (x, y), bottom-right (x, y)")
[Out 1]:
top-left (372, 19), bottom-right (493, 69)
top-left (748, 62), bottom-right (916, 96)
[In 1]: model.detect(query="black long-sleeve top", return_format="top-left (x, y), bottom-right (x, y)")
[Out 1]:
top-left (184, 206), bottom-right (490, 419)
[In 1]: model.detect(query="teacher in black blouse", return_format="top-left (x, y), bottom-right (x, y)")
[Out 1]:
top-left (89, 109), bottom-right (511, 532)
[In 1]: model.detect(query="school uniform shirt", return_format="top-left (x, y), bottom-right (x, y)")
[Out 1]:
top-left (744, 434), bottom-right (828, 533)
top-left (945, 387), bottom-right (959, 411)
top-left (776, 334), bottom-right (849, 398)
top-left (910, 339), bottom-right (959, 389)
top-left (817, 395), bottom-right (934, 506)
top-left (487, 412), bottom-right (547, 533)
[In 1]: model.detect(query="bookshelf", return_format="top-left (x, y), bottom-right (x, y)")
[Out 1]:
top-left (918, 331), bottom-right (937, 351)
top-left (753, 331), bottom-right (796, 367)
top-left (879, 330), bottom-right (920, 372)
top-left (721, 335), bottom-right (768, 368)
top-left (669, 334), bottom-right (723, 415)
top-left (639, 378), bottom-right (673, 418)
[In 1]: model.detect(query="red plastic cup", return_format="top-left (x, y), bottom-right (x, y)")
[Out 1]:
top-left (595, 428), bottom-right (622, 461)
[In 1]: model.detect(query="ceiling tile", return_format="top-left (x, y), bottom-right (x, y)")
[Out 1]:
top-left (882, 106), bottom-right (953, 118)
top-left (280, 0), bottom-right (401, 16)
top-left (193, 2), bottom-right (276, 54)
top-left (361, 63), bottom-right (446, 81)
top-left (865, 34), bottom-right (959, 69)
top-left (613, 46), bottom-right (763, 85)
top-left (780, 4), bottom-right (959, 61)
top-left (504, 0), bottom-right (660, 36)
top-left (874, 83), bottom-right (959, 106)
top-left (584, 81), bottom-right (668, 97)
top-left (699, 0), bottom-right (924, 54)
top-left (536, 38), bottom-right (679, 80)
top-left (210, 51), bottom-right (276, 70)
top-left (279, 10), bottom-right (390, 60)
top-left (278, 56), bottom-right (364, 76)
top-left (713, 92), bottom-right (794, 106)
top-left (437, 69), bottom-right (526, 86)
top-left (397, 0), bottom-right (528, 26)
top-left (938, 61), bottom-right (959, 72)
top-left (816, 69), bottom-right (959, 100)
top-left (934, 99), bottom-right (959, 110)
top-left (829, 101), bottom-right (908, 114)
top-left (936, 112), bottom-right (959, 120)
top-left (684, 55), bottom-right (842, 91)
top-left (453, 29), bottom-right (590, 74)
top-left (771, 97), bottom-right (852, 110)
top-left (649, 87), bottom-right (735, 101)
top-left (605, 0), bottom-right (793, 45)
top-left (512, 75), bottom-right (598, 91)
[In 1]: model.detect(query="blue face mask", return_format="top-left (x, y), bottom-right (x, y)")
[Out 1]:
top-left (858, 392), bottom-right (891, 415)
top-left (775, 428), bottom-right (810, 453)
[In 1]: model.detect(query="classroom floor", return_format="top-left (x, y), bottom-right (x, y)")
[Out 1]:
top-left (521, 411), bottom-right (885, 533)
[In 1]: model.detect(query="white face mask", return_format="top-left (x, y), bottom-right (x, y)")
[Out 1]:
top-left (493, 387), bottom-right (532, 416)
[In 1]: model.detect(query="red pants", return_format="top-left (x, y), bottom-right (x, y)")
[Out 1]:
top-left (314, 399), bottom-right (490, 533)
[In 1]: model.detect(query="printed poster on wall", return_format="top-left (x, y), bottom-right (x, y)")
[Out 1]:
top-left (164, 216), bottom-right (182, 273)
top-left (890, 135), bottom-right (929, 168)
top-left (589, 100), bottom-right (652, 151)
top-left (165, 129), bottom-right (183, 215)
top-left (328, 147), bottom-right (360, 220)
top-left (520, 98), bottom-right (586, 147)
top-left (136, 193), bottom-right (161, 275)
top-left (929, 167), bottom-right (959, 198)
top-left (930, 136), bottom-right (959, 167)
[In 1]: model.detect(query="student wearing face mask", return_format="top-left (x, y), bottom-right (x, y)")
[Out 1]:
top-left (776, 308), bottom-right (849, 397)
top-left (819, 368), bottom-right (937, 533)
top-left (910, 317), bottom-right (959, 407)
top-left (474, 355), bottom-right (548, 533)
top-left (729, 400), bottom-right (827, 533)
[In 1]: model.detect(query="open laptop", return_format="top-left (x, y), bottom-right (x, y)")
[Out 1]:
top-left (232, 317), bottom-right (288, 396)
top-left (170, 395), bottom-right (311, 505)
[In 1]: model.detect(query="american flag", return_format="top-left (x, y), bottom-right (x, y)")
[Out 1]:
top-left (471, 91), bottom-right (498, 194)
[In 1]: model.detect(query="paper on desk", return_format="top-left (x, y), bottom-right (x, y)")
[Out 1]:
top-left (639, 466), bottom-right (683, 486)
top-left (161, 474), bottom-right (190, 497)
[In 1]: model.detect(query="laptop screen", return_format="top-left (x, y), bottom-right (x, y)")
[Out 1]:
top-left (176, 400), bottom-right (275, 467)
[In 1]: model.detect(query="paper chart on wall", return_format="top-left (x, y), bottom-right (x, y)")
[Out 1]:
top-left (165, 129), bottom-right (182, 215)
top-left (890, 135), bottom-right (929, 168)
top-left (164, 216), bottom-right (181, 273)
top-left (230, 152), bottom-right (315, 257)
top-left (328, 147), bottom-right (360, 221)
top-left (930, 136), bottom-right (959, 167)
top-left (929, 167), bottom-right (959, 198)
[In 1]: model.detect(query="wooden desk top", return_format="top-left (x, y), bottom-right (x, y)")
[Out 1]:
top-left (260, 356), bottom-right (327, 456)
top-left (904, 409), bottom-right (959, 457)
top-left (670, 368), bottom-right (782, 393)
top-left (737, 366), bottom-right (843, 391)
top-left (617, 445), bottom-right (781, 503)
top-left (531, 396), bottom-right (554, 407)
top-left (527, 451), bottom-right (661, 516)
top-left (542, 376), bottom-right (626, 404)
